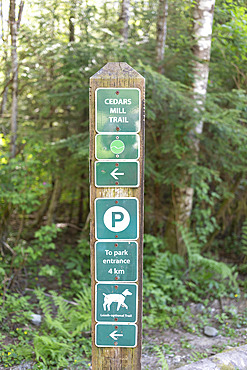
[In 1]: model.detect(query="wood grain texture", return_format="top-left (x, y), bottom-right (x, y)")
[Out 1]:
top-left (89, 62), bottom-right (145, 369)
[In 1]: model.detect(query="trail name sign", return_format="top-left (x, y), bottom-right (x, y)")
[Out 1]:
top-left (90, 62), bottom-right (144, 370)
top-left (96, 88), bottom-right (140, 133)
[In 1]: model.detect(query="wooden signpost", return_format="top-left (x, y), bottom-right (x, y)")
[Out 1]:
top-left (90, 62), bottom-right (145, 369)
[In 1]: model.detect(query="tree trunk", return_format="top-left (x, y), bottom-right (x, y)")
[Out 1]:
top-left (156, 0), bottom-right (168, 74)
top-left (119, 0), bottom-right (130, 43)
top-left (165, 0), bottom-right (215, 255)
top-left (69, 0), bottom-right (76, 42)
top-left (0, 63), bottom-right (10, 121)
top-left (9, 0), bottom-right (24, 158)
top-left (0, 1), bottom-right (24, 246)
top-left (9, 0), bottom-right (18, 158)
top-left (46, 178), bottom-right (62, 225)
top-left (191, 0), bottom-right (215, 140)
top-left (69, 16), bottom-right (75, 42)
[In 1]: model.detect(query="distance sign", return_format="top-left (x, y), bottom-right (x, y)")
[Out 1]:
top-left (95, 241), bottom-right (138, 282)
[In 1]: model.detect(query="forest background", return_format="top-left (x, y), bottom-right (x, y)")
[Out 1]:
top-left (0, 0), bottom-right (247, 368)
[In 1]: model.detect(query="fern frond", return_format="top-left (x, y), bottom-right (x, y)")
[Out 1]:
top-left (34, 335), bottom-right (70, 367)
top-left (35, 289), bottom-right (53, 316)
top-left (180, 226), bottom-right (236, 283)
top-left (150, 253), bottom-right (169, 284)
top-left (52, 293), bottom-right (71, 322)
top-left (45, 314), bottom-right (72, 338)
top-left (154, 346), bottom-right (169, 370)
top-left (242, 219), bottom-right (247, 254)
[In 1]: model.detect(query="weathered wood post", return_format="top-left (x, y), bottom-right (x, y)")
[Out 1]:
top-left (89, 62), bottom-right (145, 369)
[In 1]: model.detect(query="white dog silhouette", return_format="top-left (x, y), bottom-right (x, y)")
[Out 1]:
top-left (103, 288), bottom-right (132, 311)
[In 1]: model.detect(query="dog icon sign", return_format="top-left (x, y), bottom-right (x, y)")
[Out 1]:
top-left (103, 288), bottom-right (132, 311)
top-left (95, 283), bottom-right (138, 323)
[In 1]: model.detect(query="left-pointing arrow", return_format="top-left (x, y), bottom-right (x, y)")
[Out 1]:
top-left (109, 330), bottom-right (124, 340)
top-left (110, 168), bottom-right (125, 180)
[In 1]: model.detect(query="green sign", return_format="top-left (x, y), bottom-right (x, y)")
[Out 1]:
top-left (95, 197), bottom-right (139, 240)
top-left (95, 241), bottom-right (138, 282)
top-left (95, 161), bottom-right (139, 187)
top-left (95, 323), bottom-right (137, 347)
top-left (95, 134), bottom-right (140, 161)
top-left (95, 283), bottom-right (137, 323)
top-left (96, 88), bottom-right (140, 133)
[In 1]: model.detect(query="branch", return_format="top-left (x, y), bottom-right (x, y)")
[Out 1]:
top-left (2, 241), bottom-right (16, 255)
top-left (25, 288), bottom-right (79, 306)
top-left (0, 75), bottom-right (13, 96)
top-left (17, 0), bottom-right (24, 30)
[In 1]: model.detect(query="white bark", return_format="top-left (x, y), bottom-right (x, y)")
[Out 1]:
top-left (181, 0), bottom-right (215, 221)
top-left (156, 0), bottom-right (168, 74)
top-left (184, 0), bottom-right (215, 214)
top-left (165, 0), bottom-right (215, 255)
top-left (192, 0), bottom-right (215, 136)
top-left (119, 0), bottom-right (130, 43)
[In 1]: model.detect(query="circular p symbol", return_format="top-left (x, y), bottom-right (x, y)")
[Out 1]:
top-left (103, 206), bottom-right (130, 232)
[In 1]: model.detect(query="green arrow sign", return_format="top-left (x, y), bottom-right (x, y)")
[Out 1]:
top-left (95, 283), bottom-right (138, 323)
top-left (95, 197), bottom-right (138, 240)
top-left (95, 134), bottom-right (140, 161)
top-left (95, 323), bottom-right (137, 347)
top-left (95, 161), bottom-right (139, 187)
top-left (96, 88), bottom-right (140, 133)
top-left (95, 241), bottom-right (138, 282)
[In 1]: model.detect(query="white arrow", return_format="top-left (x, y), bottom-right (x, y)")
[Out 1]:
top-left (109, 330), bottom-right (124, 340)
top-left (110, 168), bottom-right (125, 180)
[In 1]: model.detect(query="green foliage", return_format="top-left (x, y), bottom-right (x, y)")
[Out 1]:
top-left (238, 219), bottom-right (247, 273)
top-left (180, 227), bottom-right (239, 294)
top-left (0, 344), bottom-right (33, 368)
top-left (33, 287), bottom-right (91, 367)
top-left (33, 336), bottom-right (71, 367)
top-left (1, 0), bottom-right (247, 366)
top-left (143, 233), bottom-right (239, 327)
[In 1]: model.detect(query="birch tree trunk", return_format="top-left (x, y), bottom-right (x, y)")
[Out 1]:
top-left (165, 0), bottom-right (215, 255)
top-left (119, 0), bottom-right (130, 43)
top-left (9, 0), bottom-right (24, 158)
top-left (156, 0), bottom-right (168, 74)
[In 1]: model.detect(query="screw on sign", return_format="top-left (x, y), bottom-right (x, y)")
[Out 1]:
top-left (90, 62), bottom-right (144, 369)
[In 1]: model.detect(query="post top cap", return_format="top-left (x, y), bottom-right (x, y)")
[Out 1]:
top-left (90, 62), bottom-right (144, 80)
